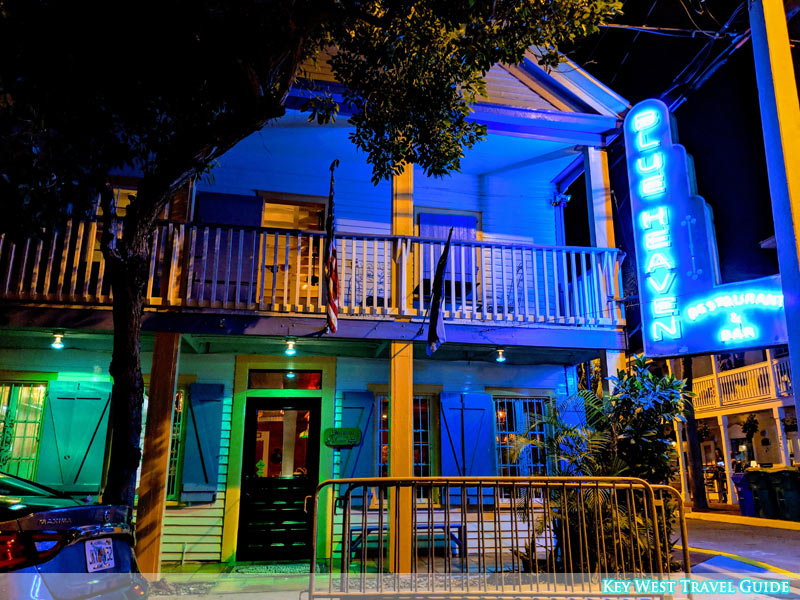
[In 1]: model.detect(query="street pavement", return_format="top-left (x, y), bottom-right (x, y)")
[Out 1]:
top-left (686, 518), bottom-right (800, 573)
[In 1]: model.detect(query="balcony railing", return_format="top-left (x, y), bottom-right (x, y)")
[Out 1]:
top-left (693, 356), bottom-right (793, 412)
top-left (0, 220), bottom-right (625, 328)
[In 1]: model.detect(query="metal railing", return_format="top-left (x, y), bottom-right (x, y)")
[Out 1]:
top-left (0, 220), bottom-right (625, 329)
top-left (693, 356), bottom-right (793, 412)
top-left (309, 477), bottom-right (689, 599)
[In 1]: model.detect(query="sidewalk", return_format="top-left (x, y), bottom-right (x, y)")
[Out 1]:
top-left (686, 516), bottom-right (800, 573)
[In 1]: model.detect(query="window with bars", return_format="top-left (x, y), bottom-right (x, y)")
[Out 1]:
top-left (165, 388), bottom-right (187, 500)
top-left (0, 383), bottom-right (48, 480)
top-left (494, 396), bottom-right (548, 499)
top-left (377, 394), bottom-right (434, 485)
top-left (138, 387), bottom-right (189, 502)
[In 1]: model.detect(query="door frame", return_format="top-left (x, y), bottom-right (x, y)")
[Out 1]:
top-left (222, 355), bottom-right (336, 563)
top-left (237, 395), bottom-right (322, 561)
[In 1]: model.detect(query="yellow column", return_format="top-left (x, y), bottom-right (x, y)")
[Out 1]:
top-left (750, 0), bottom-right (800, 418)
top-left (388, 341), bottom-right (413, 573)
top-left (392, 165), bottom-right (414, 315)
top-left (392, 164), bottom-right (414, 236)
top-left (136, 332), bottom-right (181, 575)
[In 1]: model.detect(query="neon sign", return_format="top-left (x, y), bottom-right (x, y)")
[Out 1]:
top-left (624, 99), bottom-right (787, 356)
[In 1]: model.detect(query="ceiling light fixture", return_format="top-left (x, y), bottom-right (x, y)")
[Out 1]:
top-left (495, 348), bottom-right (506, 363)
top-left (284, 339), bottom-right (297, 356)
top-left (51, 333), bottom-right (65, 350)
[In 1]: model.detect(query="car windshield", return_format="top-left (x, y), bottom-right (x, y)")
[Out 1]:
top-left (0, 472), bottom-right (66, 498)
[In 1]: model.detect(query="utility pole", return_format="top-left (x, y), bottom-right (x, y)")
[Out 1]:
top-left (749, 0), bottom-right (800, 416)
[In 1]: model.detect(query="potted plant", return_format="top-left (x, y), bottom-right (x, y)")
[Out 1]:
top-left (740, 413), bottom-right (760, 462)
top-left (510, 356), bottom-right (689, 573)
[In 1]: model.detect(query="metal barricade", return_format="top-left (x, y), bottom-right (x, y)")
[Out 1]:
top-left (308, 477), bottom-right (690, 599)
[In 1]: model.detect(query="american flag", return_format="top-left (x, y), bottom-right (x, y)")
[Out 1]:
top-left (324, 160), bottom-right (340, 333)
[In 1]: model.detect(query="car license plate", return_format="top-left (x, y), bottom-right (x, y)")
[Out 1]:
top-left (85, 538), bottom-right (115, 572)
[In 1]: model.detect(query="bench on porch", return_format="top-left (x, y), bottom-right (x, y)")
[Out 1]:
top-left (348, 522), bottom-right (465, 558)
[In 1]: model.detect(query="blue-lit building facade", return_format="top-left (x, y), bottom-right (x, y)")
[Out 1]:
top-left (0, 54), bottom-right (633, 564)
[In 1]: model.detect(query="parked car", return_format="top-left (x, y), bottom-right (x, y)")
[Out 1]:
top-left (0, 471), bottom-right (147, 599)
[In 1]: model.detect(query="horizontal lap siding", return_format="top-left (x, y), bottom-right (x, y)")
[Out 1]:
top-left (160, 394), bottom-right (232, 562)
top-left (478, 67), bottom-right (558, 111)
top-left (161, 355), bottom-right (235, 563)
top-left (303, 53), bottom-right (557, 112)
top-left (196, 125), bottom-right (392, 236)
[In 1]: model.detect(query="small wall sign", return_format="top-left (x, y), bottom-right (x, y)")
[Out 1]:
top-left (324, 427), bottom-right (361, 448)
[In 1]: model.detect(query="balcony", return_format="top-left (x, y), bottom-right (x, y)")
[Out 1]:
top-left (693, 356), bottom-right (794, 413)
top-left (0, 220), bottom-right (625, 330)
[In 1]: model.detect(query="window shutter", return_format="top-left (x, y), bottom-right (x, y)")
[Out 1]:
top-left (36, 382), bottom-right (112, 495)
top-left (419, 213), bottom-right (478, 281)
top-left (180, 383), bottom-right (224, 503)
top-left (338, 391), bottom-right (375, 504)
top-left (439, 392), bottom-right (498, 504)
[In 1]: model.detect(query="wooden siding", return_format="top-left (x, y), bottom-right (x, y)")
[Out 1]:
top-left (160, 393), bottom-right (231, 562)
top-left (160, 354), bottom-right (236, 562)
top-left (477, 66), bottom-right (559, 111)
top-left (301, 52), bottom-right (559, 112)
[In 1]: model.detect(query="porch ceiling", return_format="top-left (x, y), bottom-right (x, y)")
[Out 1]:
top-left (0, 327), bottom-right (602, 366)
top-left (255, 109), bottom-right (585, 179)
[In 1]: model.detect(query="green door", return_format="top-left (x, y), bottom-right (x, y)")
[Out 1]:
top-left (35, 381), bottom-right (112, 494)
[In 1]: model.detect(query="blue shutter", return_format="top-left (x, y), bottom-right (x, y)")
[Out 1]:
top-left (338, 392), bottom-right (375, 504)
top-left (195, 191), bottom-right (263, 226)
top-left (420, 213), bottom-right (477, 282)
top-left (180, 383), bottom-right (224, 503)
top-left (36, 382), bottom-right (112, 495)
top-left (439, 392), bottom-right (497, 505)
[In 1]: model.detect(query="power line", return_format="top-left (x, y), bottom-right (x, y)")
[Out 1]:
top-left (609, 0), bottom-right (661, 85)
top-left (600, 23), bottom-right (735, 39)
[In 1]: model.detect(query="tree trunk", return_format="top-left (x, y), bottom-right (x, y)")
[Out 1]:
top-left (101, 237), bottom-right (151, 509)
top-left (681, 356), bottom-right (709, 511)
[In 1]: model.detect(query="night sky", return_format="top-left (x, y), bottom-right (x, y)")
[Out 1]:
top-left (564, 0), bottom-right (800, 283)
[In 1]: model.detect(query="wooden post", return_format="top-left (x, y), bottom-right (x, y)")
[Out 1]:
top-left (766, 347), bottom-right (780, 398)
top-left (710, 355), bottom-right (724, 407)
top-left (135, 332), bottom-right (181, 575)
top-left (674, 420), bottom-right (690, 500)
top-left (773, 406), bottom-right (791, 466)
top-left (392, 165), bottom-right (414, 315)
top-left (716, 415), bottom-right (737, 505)
top-left (680, 356), bottom-right (710, 511)
top-left (389, 341), bottom-right (413, 573)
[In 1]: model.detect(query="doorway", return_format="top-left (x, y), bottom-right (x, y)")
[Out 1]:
top-left (237, 397), bottom-right (320, 561)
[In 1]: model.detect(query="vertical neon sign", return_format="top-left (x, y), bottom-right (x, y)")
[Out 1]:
top-left (625, 99), bottom-right (714, 356)
top-left (625, 99), bottom-right (787, 356)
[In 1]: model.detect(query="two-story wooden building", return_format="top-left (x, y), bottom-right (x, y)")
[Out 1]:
top-left (0, 52), bottom-right (630, 567)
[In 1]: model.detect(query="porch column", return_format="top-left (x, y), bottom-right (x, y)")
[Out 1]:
top-left (584, 147), bottom-right (625, 390)
top-left (389, 341), bottom-right (413, 573)
top-left (710, 355), bottom-right (724, 407)
top-left (674, 420), bottom-right (690, 500)
top-left (136, 332), bottom-right (181, 575)
top-left (766, 348), bottom-right (780, 398)
top-left (716, 415), bottom-right (737, 505)
top-left (750, 0), bottom-right (800, 417)
top-left (773, 406), bottom-right (791, 465)
top-left (392, 165), bottom-right (414, 316)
